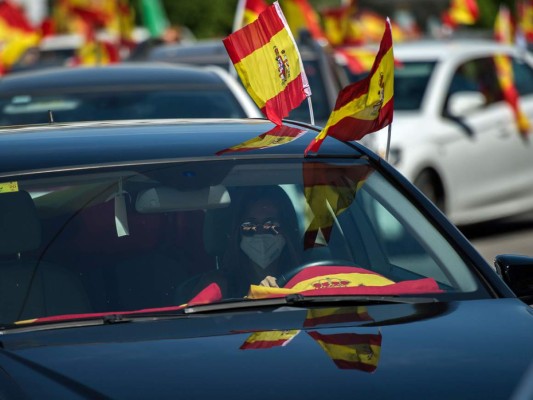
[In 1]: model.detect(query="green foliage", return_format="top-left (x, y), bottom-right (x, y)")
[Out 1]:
top-left (161, 0), bottom-right (239, 38)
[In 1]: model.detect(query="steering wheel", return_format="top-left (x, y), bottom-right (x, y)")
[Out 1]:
top-left (277, 259), bottom-right (358, 288)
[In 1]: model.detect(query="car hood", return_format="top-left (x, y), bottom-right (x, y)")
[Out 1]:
top-left (0, 299), bottom-right (532, 399)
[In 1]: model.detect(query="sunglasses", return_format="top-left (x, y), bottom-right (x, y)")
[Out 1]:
top-left (240, 219), bottom-right (282, 236)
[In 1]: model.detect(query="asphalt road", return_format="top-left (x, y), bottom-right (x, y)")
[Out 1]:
top-left (460, 212), bottom-right (533, 266)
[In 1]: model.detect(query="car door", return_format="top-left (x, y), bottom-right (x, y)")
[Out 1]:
top-left (442, 55), bottom-right (533, 222)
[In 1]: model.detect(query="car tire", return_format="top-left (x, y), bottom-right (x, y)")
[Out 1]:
top-left (414, 170), bottom-right (445, 212)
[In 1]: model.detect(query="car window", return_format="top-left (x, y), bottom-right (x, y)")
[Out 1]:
top-left (0, 88), bottom-right (248, 125)
top-left (344, 61), bottom-right (435, 111)
top-left (0, 157), bottom-right (491, 325)
top-left (447, 57), bottom-right (504, 107)
top-left (512, 56), bottom-right (533, 95)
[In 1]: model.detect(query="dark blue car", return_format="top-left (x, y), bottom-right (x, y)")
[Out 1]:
top-left (0, 118), bottom-right (531, 399)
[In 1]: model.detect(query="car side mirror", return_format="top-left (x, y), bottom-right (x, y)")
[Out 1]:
top-left (447, 91), bottom-right (485, 117)
top-left (494, 254), bottom-right (533, 304)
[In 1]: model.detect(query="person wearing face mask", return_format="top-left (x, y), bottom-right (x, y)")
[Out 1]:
top-left (218, 186), bottom-right (301, 298)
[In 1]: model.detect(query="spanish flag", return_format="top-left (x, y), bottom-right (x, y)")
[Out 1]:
top-left (241, 0), bottom-right (269, 28)
top-left (215, 125), bottom-right (306, 155)
top-left (304, 18), bottom-right (393, 155)
top-left (322, 1), bottom-right (362, 47)
top-left (493, 5), bottom-right (530, 137)
top-left (442, 0), bottom-right (479, 28)
top-left (308, 330), bottom-right (382, 372)
top-left (518, 1), bottom-right (533, 43)
top-left (0, 0), bottom-right (40, 71)
top-left (279, 0), bottom-right (325, 41)
top-left (493, 54), bottom-right (530, 137)
top-left (304, 306), bottom-right (372, 327)
top-left (247, 266), bottom-right (443, 299)
top-left (240, 330), bottom-right (300, 349)
top-left (223, 1), bottom-right (312, 125)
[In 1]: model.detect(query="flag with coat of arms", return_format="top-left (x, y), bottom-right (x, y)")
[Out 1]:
top-left (304, 18), bottom-right (394, 155)
top-left (223, 1), bottom-right (311, 125)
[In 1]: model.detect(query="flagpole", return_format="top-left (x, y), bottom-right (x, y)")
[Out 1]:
top-left (307, 97), bottom-right (315, 125)
top-left (385, 124), bottom-right (392, 161)
top-left (229, 0), bottom-right (246, 78)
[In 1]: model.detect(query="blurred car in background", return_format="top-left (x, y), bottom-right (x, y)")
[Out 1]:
top-left (0, 63), bottom-right (261, 125)
top-left (336, 39), bottom-right (533, 226)
top-left (0, 117), bottom-right (532, 398)
top-left (142, 33), bottom-right (350, 126)
top-left (8, 34), bottom-right (83, 74)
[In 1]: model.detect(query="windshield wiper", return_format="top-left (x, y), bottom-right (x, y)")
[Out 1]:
top-left (183, 294), bottom-right (439, 314)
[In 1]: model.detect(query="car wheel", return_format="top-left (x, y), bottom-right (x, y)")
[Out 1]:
top-left (414, 170), bottom-right (445, 212)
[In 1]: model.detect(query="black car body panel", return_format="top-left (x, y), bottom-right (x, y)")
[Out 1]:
top-left (0, 299), bottom-right (532, 399)
top-left (0, 119), bottom-right (532, 399)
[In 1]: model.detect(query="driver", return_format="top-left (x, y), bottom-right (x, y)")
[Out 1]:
top-left (220, 186), bottom-right (301, 298)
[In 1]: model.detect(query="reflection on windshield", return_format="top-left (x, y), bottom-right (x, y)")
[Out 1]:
top-left (0, 156), bottom-right (483, 326)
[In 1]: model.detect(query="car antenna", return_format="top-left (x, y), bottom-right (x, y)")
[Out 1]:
top-left (48, 110), bottom-right (54, 124)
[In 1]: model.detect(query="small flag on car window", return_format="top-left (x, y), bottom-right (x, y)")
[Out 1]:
top-left (304, 18), bottom-right (394, 155)
top-left (223, 1), bottom-right (312, 125)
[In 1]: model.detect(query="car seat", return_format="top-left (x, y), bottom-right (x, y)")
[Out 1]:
top-left (0, 191), bottom-right (92, 323)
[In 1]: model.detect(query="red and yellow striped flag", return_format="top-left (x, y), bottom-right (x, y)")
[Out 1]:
top-left (308, 330), bottom-right (382, 372)
top-left (215, 125), bottom-right (306, 155)
top-left (0, 0), bottom-right (40, 72)
top-left (494, 4), bottom-right (515, 44)
top-left (280, 0), bottom-right (325, 41)
top-left (240, 0), bottom-right (269, 28)
top-left (223, 1), bottom-right (312, 125)
top-left (494, 5), bottom-right (530, 137)
top-left (442, 0), bottom-right (479, 28)
top-left (494, 54), bottom-right (530, 137)
top-left (304, 19), bottom-right (393, 155)
top-left (247, 266), bottom-right (443, 299)
top-left (240, 330), bottom-right (300, 349)
top-left (518, 1), bottom-right (533, 43)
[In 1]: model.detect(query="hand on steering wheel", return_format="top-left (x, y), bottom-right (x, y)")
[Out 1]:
top-left (276, 259), bottom-right (358, 288)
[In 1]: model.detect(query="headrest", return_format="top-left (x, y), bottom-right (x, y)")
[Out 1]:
top-left (0, 191), bottom-right (41, 255)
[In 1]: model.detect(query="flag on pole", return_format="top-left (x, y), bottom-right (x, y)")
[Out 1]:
top-left (305, 18), bottom-right (394, 155)
top-left (442, 0), bottom-right (479, 28)
top-left (518, 0), bottom-right (533, 44)
top-left (223, 1), bottom-right (312, 125)
top-left (493, 5), bottom-right (530, 137)
top-left (234, 0), bottom-right (269, 30)
top-left (279, 0), bottom-right (326, 41)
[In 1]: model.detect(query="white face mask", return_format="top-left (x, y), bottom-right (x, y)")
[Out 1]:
top-left (240, 234), bottom-right (286, 269)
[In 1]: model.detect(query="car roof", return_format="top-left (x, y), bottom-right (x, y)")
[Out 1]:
top-left (0, 63), bottom-right (233, 92)
top-left (0, 119), bottom-right (361, 175)
top-left (392, 39), bottom-right (522, 61)
top-left (147, 38), bottom-right (322, 65)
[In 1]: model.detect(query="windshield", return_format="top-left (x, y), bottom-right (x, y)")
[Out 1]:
top-left (345, 61), bottom-right (436, 111)
top-left (0, 88), bottom-right (247, 125)
top-left (0, 158), bottom-right (487, 326)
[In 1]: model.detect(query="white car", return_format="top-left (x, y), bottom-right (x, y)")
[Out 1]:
top-left (336, 39), bottom-right (533, 226)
